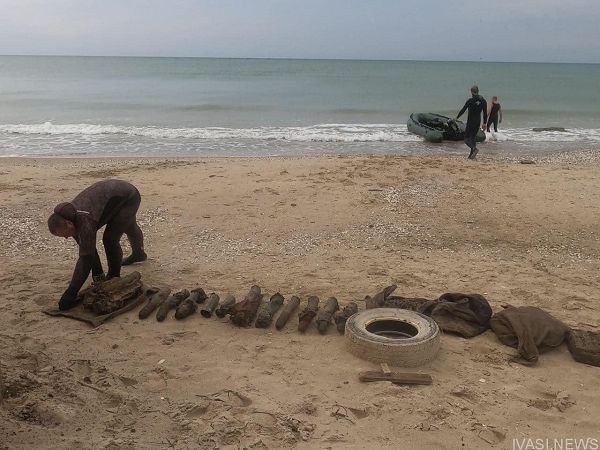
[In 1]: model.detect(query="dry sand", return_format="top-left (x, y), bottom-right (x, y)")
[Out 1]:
top-left (0, 154), bottom-right (599, 449)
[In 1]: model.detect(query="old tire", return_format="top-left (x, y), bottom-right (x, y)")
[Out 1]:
top-left (345, 308), bottom-right (440, 367)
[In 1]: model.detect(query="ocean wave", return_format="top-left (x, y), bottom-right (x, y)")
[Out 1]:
top-left (1, 121), bottom-right (599, 143)
top-left (502, 128), bottom-right (600, 142)
top-left (0, 122), bottom-right (420, 142)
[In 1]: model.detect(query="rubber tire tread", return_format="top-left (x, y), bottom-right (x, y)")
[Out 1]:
top-left (345, 308), bottom-right (440, 367)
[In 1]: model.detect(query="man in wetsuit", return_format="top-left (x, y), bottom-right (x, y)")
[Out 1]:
top-left (486, 96), bottom-right (502, 132)
top-left (456, 85), bottom-right (487, 160)
top-left (48, 179), bottom-right (147, 310)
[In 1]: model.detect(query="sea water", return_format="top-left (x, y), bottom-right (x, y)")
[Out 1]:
top-left (1, 56), bottom-right (599, 157)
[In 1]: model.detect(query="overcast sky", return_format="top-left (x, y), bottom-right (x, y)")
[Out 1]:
top-left (0, 0), bottom-right (598, 62)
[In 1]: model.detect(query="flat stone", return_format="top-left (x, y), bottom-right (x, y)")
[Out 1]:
top-left (567, 329), bottom-right (600, 367)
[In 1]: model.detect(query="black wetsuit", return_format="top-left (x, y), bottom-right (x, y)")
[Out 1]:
top-left (487, 103), bottom-right (501, 132)
top-left (457, 95), bottom-right (488, 153)
top-left (62, 180), bottom-right (144, 300)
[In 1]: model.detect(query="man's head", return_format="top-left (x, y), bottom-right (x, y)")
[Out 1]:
top-left (48, 214), bottom-right (76, 238)
top-left (48, 202), bottom-right (77, 238)
top-left (471, 85), bottom-right (479, 96)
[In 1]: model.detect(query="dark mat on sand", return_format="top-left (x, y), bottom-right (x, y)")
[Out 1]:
top-left (43, 294), bottom-right (146, 327)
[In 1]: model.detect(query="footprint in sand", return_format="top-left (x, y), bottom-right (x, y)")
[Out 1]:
top-left (185, 403), bottom-right (210, 418)
top-left (33, 295), bottom-right (53, 307)
top-left (118, 375), bottom-right (139, 387)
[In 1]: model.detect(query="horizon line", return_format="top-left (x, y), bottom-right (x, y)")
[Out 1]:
top-left (0, 53), bottom-right (598, 65)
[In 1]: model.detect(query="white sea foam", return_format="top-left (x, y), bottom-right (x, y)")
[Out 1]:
top-left (505, 128), bottom-right (600, 142)
top-left (485, 131), bottom-right (509, 142)
top-left (1, 121), bottom-right (599, 157)
top-left (2, 122), bottom-right (599, 143)
top-left (0, 122), bottom-right (420, 142)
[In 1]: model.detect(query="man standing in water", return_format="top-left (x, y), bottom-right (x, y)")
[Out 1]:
top-left (48, 179), bottom-right (147, 310)
top-left (456, 85), bottom-right (487, 160)
top-left (486, 96), bottom-right (502, 132)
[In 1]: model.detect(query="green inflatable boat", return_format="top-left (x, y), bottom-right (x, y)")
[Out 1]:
top-left (407, 113), bottom-right (486, 143)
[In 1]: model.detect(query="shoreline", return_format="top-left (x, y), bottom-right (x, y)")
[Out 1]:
top-left (0, 145), bottom-right (598, 158)
top-left (1, 146), bottom-right (600, 165)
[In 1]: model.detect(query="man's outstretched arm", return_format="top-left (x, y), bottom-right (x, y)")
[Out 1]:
top-left (59, 254), bottom-right (94, 310)
top-left (456, 100), bottom-right (469, 119)
top-left (59, 218), bottom-right (98, 310)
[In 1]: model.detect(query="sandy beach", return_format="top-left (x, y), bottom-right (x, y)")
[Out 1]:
top-left (1, 153), bottom-right (599, 449)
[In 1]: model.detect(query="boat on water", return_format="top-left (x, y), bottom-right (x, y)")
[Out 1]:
top-left (407, 113), bottom-right (486, 143)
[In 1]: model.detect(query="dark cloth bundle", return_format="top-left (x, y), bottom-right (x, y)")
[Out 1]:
top-left (368, 286), bottom-right (493, 338)
top-left (429, 293), bottom-right (492, 338)
top-left (490, 306), bottom-right (570, 364)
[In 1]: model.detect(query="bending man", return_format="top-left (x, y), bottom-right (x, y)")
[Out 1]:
top-left (48, 179), bottom-right (147, 310)
top-left (456, 85), bottom-right (487, 160)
